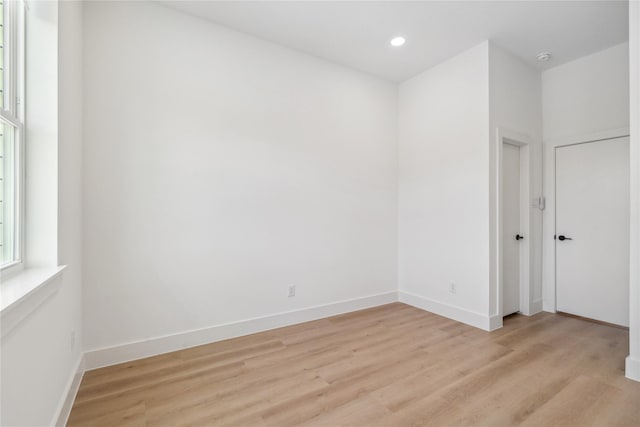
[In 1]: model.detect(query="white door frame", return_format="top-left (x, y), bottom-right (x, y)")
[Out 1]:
top-left (542, 127), bottom-right (630, 313)
top-left (496, 128), bottom-right (532, 317)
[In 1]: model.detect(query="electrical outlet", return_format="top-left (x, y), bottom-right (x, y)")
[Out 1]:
top-left (449, 282), bottom-right (457, 294)
top-left (288, 285), bottom-right (296, 298)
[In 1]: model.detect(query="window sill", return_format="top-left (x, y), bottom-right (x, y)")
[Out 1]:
top-left (1, 265), bottom-right (67, 338)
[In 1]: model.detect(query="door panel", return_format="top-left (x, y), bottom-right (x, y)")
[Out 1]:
top-left (556, 137), bottom-right (629, 327)
top-left (503, 143), bottom-right (520, 316)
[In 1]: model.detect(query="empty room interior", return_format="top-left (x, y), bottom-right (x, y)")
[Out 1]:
top-left (1, 0), bottom-right (640, 425)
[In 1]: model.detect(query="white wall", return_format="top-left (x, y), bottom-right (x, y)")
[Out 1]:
top-left (398, 42), bottom-right (543, 330)
top-left (82, 1), bottom-right (398, 356)
top-left (542, 43), bottom-right (630, 142)
top-left (488, 43), bottom-right (543, 319)
top-left (541, 43), bottom-right (630, 312)
top-left (398, 42), bottom-right (492, 328)
top-left (0, 1), bottom-right (84, 425)
top-left (627, 0), bottom-right (640, 382)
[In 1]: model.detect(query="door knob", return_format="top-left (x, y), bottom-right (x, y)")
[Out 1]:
top-left (515, 234), bottom-right (524, 241)
top-left (558, 235), bottom-right (572, 241)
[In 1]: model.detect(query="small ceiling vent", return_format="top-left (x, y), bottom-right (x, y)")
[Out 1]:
top-left (536, 52), bottom-right (552, 61)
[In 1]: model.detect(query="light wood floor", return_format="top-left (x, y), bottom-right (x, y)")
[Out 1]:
top-left (68, 303), bottom-right (640, 426)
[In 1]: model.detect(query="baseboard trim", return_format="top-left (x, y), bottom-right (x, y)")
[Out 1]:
top-left (542, 300), bottom-right (556, 313)
top-left (84, 291), bottom-right (398, 370)
top-left (53, 354), bottom-right (84, 427)
top-left (488, 314), bottom-right (503, 331)
top-left (625, 355), bottom-right (640, 382)
top-left (530, 299), bottom-right (543, 315)
top-left (398, 291), bottom-right (496, 331)
top-left (521, 299), bottom-right (544, 316)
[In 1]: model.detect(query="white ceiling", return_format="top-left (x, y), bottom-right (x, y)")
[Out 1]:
top-left (162, 1), bottom-right (629, 82)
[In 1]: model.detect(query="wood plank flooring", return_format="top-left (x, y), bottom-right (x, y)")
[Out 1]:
top-left (68, 303), bottom-right (640, 426)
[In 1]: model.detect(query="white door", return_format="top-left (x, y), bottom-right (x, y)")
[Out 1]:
top-left (556, 137), bottom-right (630, 327)
top-left (502, 143), bottom-right (521, 316)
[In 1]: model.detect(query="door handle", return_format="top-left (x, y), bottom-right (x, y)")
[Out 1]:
top-left (557, 235), bottom-right (572, 241)
top-left (515, 234), bottom-right (524, 241)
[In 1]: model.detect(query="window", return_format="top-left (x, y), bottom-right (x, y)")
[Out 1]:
top-left (0, 0), bottom-right (24, 270)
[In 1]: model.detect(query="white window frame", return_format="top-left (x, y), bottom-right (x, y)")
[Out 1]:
top-left (0, 0), bottom-right (25, 274)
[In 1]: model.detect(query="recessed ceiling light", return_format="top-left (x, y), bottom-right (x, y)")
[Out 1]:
top-left (536, 52), bottom-right (552, 61)
top-left (390, 36), bottom-right (406, 47)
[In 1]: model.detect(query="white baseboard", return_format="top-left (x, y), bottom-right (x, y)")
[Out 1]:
top-left (53, 354), bottom-right (85, 427)
top-left (488, 314), bottom-right (503, 331)
top-left (521, 299), bottom-right (544, 316)
top-left (530, 299), bottom-right (543, 315)
top-left (84, 291), bottom-right (398, 370)
top-left (626, 355), bottom-right (640, 382)
top-left (398, 291), bottom-right (497, 331)
top-left (542, 300), bottom-right (556, 313)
